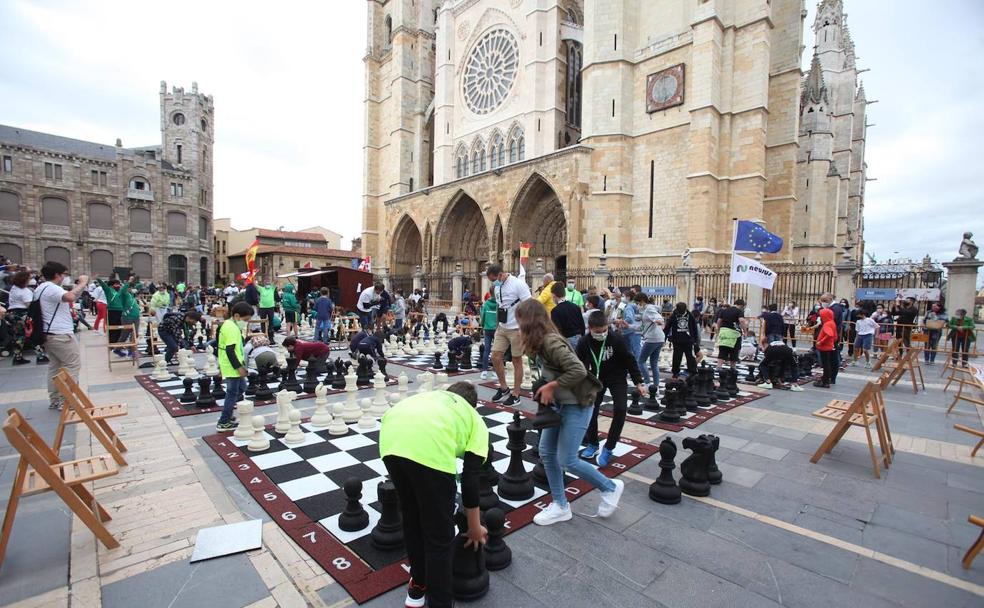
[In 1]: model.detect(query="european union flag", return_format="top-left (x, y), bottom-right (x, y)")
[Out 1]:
top-left (734, 220), bottom-right (783, 253)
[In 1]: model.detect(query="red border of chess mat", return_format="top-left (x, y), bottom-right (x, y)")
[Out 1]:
top-left (202, 403), bottom-right (657, 604)
top-left (134, 374), bottom-right (398, 419)
top-left (477, 381), bottom-right (767, 432)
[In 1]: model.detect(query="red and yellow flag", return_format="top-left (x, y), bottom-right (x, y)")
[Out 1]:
top-left (518, 242), bottom-right (532, 278)
top-left (244, 238), bottom-right (260, 284)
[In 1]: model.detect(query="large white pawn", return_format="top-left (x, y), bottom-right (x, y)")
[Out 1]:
top-left (234, 399), bottom-right (255, 440)
top-left (341, 390), bottom-right (362, 423)
top-left (274, 390), bottom-right (292, 434)
top-left (358, 398), bottom-right (377, 429)
top-left (504, 362), bottom-right (514, 389)
top-left (284, 409), bottom-right (305, 444)
top-left (311, 384), bottom-right (333, 427)
top-left (247, 415), bottom-right (270, 452)
top-left (398, 372), bottom-right (409, 393)
top-left (327, 411), bottom-right (349, 436)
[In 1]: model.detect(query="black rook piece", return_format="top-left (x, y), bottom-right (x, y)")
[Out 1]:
top-left (649, 437), bottom-right (682, 504)
top-left (659, 379), bottom-right (685, 423)
top-left (338, 478), bottom-right (370, 532)
top-left (370, 480), bottom-right (403, 550)
top-left (496, 412), bottom-right (534, 501)
top-left (302, 358), bottom-right (325, 394)
top-left (283, 357), bottom-right (303, 393)
top-left (452, 511), bottom-right (489, 601)
top-left (714, 369), bottom-right (731, 400)
top-left (254, 366), bottom-right (274, 400)
top-left (683, 375), bottom-right (699, 412)
top-left (693, 365), bottom-right (712, 408)
top-left (179, 377), bottom-right (196, 403)
top-left (483, 507), bottom-right (512, 571)
top-left (245, 372), bottom-right (258, 397)
top-left (195, 377), bottom-right (216, 409)
top-left (724, 368), bottom-right (740, 398)
top-left (679, 436), bottom-right (714, 497)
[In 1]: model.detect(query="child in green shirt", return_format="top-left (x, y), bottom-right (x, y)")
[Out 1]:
top-left (216, 302), bottom-right (252, 431)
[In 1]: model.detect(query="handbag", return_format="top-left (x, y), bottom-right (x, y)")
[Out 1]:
top-left (530, 377), bottom-right (561, 430)
top-left (926, 319), bottom-right (946, 330)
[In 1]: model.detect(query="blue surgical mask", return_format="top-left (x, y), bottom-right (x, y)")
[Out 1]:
top-left (493, 280), bottom-right (501, 287)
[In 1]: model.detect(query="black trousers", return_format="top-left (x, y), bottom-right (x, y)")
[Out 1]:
top-left (783, 323), bottom-right (797, 347)
top-left (671, 342), bottom-right (697, 377)
top-left (107, 310), bottom-right (122, 343)
top-left (383, 455), bottom-right (456, 608)
top-left (259, 307), bottom-right (275, 339)
top-left (586, 378), bottom-right (627, 450)
top-left (819, 349), bottom-right (836, 384)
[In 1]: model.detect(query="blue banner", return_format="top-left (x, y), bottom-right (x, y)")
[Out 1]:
top-left (734, 220), bottom-right (783, 253)
top-left (642, 286), bottom-right (677, 297)
top-left (855, 288), bottom-right (897, 301)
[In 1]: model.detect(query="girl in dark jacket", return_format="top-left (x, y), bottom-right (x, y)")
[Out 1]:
top-left (665, 302), bottom-right (700, 377)
top-left (576, 310), bottom-right (647, 466)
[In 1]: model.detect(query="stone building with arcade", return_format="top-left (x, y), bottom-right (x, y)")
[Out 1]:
top-left (0, 81), bottom-right (214, 285)
top-left (362, 0), bottom-right (871, 301)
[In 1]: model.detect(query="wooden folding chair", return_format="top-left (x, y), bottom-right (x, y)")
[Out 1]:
top-left (0, 409), bottom-right (120, 569)
top-left (106, 323), bottom-right (138, 371)
top-left (811, 382), bottom-right (890, 478)
top-left (52, 370), bottom-right (128, 466)
top-left (879, 349), bottom-right (924, 394)
top-left (964, 516), bottom-right (984, 569)
top-left (871, 338), bottom-right (900, 372)
top-left (953, 424), bottom-right (984, 457)
top-left (946, 364), bottom-right (984, 415)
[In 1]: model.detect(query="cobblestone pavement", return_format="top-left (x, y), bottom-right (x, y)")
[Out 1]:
top-left (1, 331), bottom-right (982, 608)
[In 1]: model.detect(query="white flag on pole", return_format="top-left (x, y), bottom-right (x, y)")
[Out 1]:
top-left (730, 253), bottom-right (777, 290)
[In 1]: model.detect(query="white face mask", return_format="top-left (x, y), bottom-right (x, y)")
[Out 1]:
top-left (591, 332), bottom-right (607, 341)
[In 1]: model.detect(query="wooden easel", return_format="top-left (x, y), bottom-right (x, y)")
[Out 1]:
top-left (0, 409), bottom-right (120, 569)
top-left (811, 382), bottom-right (893, 478)
top-left (52, 370), bottom-right (129, 466)
top-left (871, 338), bottom-right (901, 372)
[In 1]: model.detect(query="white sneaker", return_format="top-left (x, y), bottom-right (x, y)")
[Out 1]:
top-left (480, 371), bottom-right (489, 380)
top-left (596, 479), bottom-right (624, 518)
top-left (790, 384), bottom-right (804, 392)
top-left (757, 382), bottom-right (773, 389)
top-left (533, 502), bottom-right (572, 526)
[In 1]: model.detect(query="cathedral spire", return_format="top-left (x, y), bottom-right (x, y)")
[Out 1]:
top-left (842, 16), bottom-right (857, 68)
top-left (855, 80), bottom-right (866, 103)
top-left (813, 0), bottom-right (844, 34)
top-left (801, 53), bottom-right (828, 109)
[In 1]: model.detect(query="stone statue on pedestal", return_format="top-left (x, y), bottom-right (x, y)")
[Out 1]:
top-left (958, 232), bottom-right (978, 260)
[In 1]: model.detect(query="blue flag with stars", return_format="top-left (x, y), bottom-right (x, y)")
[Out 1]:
top-left (734, 220), bottom-right (783, 253)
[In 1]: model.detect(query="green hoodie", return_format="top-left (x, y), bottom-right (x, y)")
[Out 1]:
top-left (281, 284), bottom-right (299, 312)
top-left (97, 278), bottom-right (135, 314)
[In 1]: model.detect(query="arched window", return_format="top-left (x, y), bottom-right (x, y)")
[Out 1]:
top-left (87, 202), bottom-right (113, 230)
top-left (89, 249), bottom-right (114, 276)
top-left (44, 246), bottom-right (71, 268)
top-left (129, 207), bottom-right (151, 233)
top-left (455, 146), bottom-right (469, 179)
top-left (566, 42), bottom-right (583, 129)
top-left (509, 139), bottom-right (517, 163)
top-left (472, 151), bottom-right (480, 174)
top-left (199, 216), bottom-right (209, 240)
top-left (489, 133), bottom-right (505, 169)
top-left (0, 243), bottom-right (22, 262)
top-left (507, 125), bottom-right (525, 163)
top-left (167, 211), bottom-right (187, 237)
top-left (131, 252), bottom-right (152, 278)
top-left (200, 257), bottom-right (209, 286)
top-left (518, 135), bottom-right (525, 160)
top-left (479, 149), bottom-right (486, 172)
top-left (168, 254), bottom-right (187, 284)
top-left (42, 197), bottom-right (69, 225)
top-left (0, 191), bottom-right (20, 222)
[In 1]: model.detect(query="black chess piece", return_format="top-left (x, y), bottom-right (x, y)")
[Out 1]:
top-left (179, 377), bottom-right (196, 403)
top-left (196, 376), bottom-right (217, 408)
top-left (693, 365), bottom-right (712, 408)
top-left (338, 478), bottom-right (370, 532)
top-left (746, 363), bottom-right (759, 383)
top-left (644, 383), bottom-right (661, 411)
top-left (245, 372), bottom-right (258, 397)
top-left (483, 507), bottom-right (511, 571)
top-left (627, 387), bottom-right (644, 416)
top-left (432, 351), bottom-right (444, 370)
top-left (446, 351), bottom-right (460, 373)
top-left (302, 358), bottom-right (325, 394)
top-left (254, 366), bottom-right (274, 400)
top-left (356, 355), bottom-right (372, 386)
top-left (648, 437), bottom-right (682, 504)
top-left (377, 357), bottom-right (389, 380)
top-left (195, 335), bottom-right (205, 351)
top-left (477, 343), bottom-right (485, 367)
top-left (452, 511), bottom-right (489, 601)
top-left (683, 375), bottom-right (699, 412)
top-left (714, 368), bottom-right (731, 400)
top-left (496, 412), bottom-right (534, 501)
top-left (211, 375), bottom-right (226, 400)
top-left (659, 379), bottom-right (685, 422)
top-left (459, 345), bottom-right (473, 370)
top-left (724, 368), bottom-right (740, 398)
top-left (705, 434), bottom-right (722, 485)
top-left (478, 463), bottom-right (500, 512)
top-left (283, 357), bottom-right (303, 393)
top-left (532, 459), bottom-right (548, 485)
top-left (679, 436), bottom-right (713, 497)
top-left (370, 480), bottom-right (404, 550)
top-left (330, 358), bottom-right (346, 389)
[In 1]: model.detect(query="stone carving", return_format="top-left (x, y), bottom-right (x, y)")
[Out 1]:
top-left (958, 232), bottom-right (978, 260)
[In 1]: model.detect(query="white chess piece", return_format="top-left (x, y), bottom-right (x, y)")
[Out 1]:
top-left (358, 398), bottom-right (377, 429)
top-left (520, 356), bottom-right (533, 391)
top-left (341, 388), bottom-right (362, 423)
top-left (247, 415), bottom-right (270, 452)
top-left (398, 372), bottom-right (409, 393)
top-left (274, 390), bottom-right (293, 433)
top-left (310, 384), bottom-right (333, 427)
top-left (436, 372), bottom-right (449, 390)
top-left (234, 399), bottom-right (255, 439)
top-left (370, 376), bottom-right (389, 417)
top-left (504, 362), bottom-right (514, 389)
top-left (203, 346), bottom-right (219, 377)
top-left (284, 409), bottom-right (305, 444)
top-left (151, 354), bottom-right (171, 380)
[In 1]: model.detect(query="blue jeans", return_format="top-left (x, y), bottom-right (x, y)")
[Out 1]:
top-left (623, 331), bottom-right (641, 359)
top-left (638, 341), bottom-right (663, 386)
top-left (480, 330), bottom-right (494, 371)
top-left (925, 330), bottom-right (941, 362)
top-left (394, 318), bottom-right (404, 330)
top-left (158, 330), bottom-right (180, 363)
top-left (220, 376), bottom-right (246, 424)
top-left (766, 333), bottom-right (783, 344)
top-left (315, 319), bottom-right (332, 343)
top-left (358, 311), bottom-right (372, 330)
top-left (539, 404), bottom-right (616, 507)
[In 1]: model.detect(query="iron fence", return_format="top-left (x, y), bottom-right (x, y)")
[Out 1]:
top-left (389, 275), bottom-right (414, 297)
top-left (763, 263), bottom-right (834, 309)
top-left (425, 272), bottom-right (456, 301)
top-left (609, 266), bottom-right (677, 291)
top-left (558, 267), bottom-right (596, 291)
top-left (693, 266), bottom-right (747, 305)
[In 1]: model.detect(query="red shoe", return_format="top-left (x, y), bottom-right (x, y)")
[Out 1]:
top-left (405, 578), bottom-right (426, 608)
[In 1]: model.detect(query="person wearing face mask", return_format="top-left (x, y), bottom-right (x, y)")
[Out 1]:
top-left (922, 303), bottom-right (947, 365)
top-left (563, 279), bottom-right (584, 307)
top-left (615, 291), bottom-right (642, 358)
top-left (216, 302), bottom-right (254, 431)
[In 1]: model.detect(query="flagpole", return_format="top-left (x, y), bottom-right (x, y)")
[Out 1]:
top-left (727, 217), bottom-right (738, 304)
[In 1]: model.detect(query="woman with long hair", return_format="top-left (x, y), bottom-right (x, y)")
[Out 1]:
top-left (513, 299), bottom-right (623, 526)
top-left (5, 270), bottom-right (48, 364)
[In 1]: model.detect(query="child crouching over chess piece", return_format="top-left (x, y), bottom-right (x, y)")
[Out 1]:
top-left (282, 335), bottom-right (332, 362)
top-left (157, 309), bottom-right (202, 365)
top-left (216, 302), bottom-right (254, 431)
top-left (348, 329), bottom-right (385, 360)
top-left (755, 341), bottom-right (803, 392)
top-left (379, 382), bottom-right (488, 608)
top-left (244, 335), bottom-right (278, 371)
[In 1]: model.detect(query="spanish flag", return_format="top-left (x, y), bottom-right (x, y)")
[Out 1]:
top-left (518, 242), bottom-right (532, 278)
top-left (244, 238), bottom-right (260, 284)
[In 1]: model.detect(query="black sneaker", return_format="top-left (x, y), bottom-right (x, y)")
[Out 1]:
top-left (491, 388), bottom-right (509, 402)
top-left (36, 355), bottom-right (50, 364)
top-left (405, 578), bottom-right (426, 608)
top-left (12, 358), bottom-right (29, 366)
top-left (503, 394), bottom-right (521, 407)
top-left (216, 420), bottom-right (239, 432)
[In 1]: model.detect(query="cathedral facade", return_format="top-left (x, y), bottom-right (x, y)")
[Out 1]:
top-left (362, 0), bottom-right (869, 293)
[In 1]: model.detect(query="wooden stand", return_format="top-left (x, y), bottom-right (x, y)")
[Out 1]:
top-left (0, 409), bottom-right (120, 569)
top-left (106, 323), bottom-right (138, 371)
top-left (811, 382), bottom-right (894, 478)
top-left (52, 370), bottom-right (129, 466)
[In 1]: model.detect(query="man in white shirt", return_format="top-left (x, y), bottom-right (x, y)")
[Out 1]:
top-left (486, 264), bottom-right (532, 406)
top-left (356, 282), bottom-right (383, 329)
top-left (37, 261), bottom-right (88, 409)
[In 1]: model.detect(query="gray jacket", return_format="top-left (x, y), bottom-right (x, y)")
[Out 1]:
top-left (536, 333), bottom-right (602, 406)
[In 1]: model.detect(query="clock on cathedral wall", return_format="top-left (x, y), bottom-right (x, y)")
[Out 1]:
top-left (646, 64), bottom-right (685, 113)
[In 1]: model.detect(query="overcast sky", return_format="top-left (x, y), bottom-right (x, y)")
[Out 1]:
top-left (0, 0), bottom-right (980, 265)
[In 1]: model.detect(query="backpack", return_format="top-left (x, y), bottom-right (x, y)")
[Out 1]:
top-left (26, 284), bottom-right (60, 348)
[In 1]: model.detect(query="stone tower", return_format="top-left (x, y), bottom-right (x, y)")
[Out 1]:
top-left (795, 0), bottom-right (868, 264)
top-left (363, 0), bottom-right (438, 263)
top-left (160, 81), bottom-right (214, 191)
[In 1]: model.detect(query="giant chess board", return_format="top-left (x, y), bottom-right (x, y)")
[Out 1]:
top-left (379, 349), bottom-right (482, 376)
top-left (203, 401), bottom-right (657, 603)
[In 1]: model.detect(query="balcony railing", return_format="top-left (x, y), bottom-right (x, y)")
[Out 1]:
top-left (127, 188), bottom-right (154, 201)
